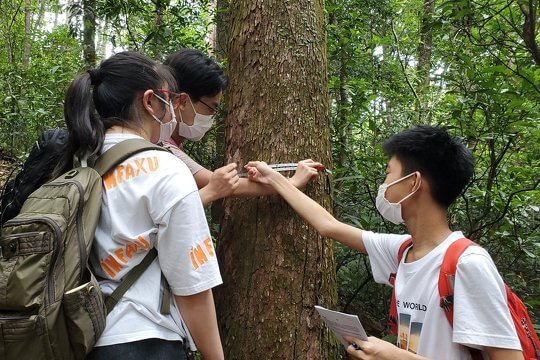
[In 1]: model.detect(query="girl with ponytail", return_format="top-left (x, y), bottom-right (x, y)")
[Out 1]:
top-left (62, 51), bottom-right (224, 360)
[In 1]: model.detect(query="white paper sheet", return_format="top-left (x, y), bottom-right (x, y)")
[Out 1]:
top-left (314, 305), bottom-right (368, 347)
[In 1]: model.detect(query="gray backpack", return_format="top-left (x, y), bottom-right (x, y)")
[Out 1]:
top-left (0, 139), bottom-right (166, 359)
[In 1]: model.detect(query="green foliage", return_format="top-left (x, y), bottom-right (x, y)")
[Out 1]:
top-left (0, 0), bottom-right (538, 341)
top-left (0, 22), bottom-right (81, 154)
top-left (95, 0), bottom-right (210, 60)
top-left (327, 0), bottom-right (540, 336)
top-left (0, 0), bottom-right (211, 156)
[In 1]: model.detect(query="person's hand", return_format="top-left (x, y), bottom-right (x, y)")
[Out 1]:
top-left (244, 161), bottom-right (280, 185)
top-left (289, 159), bottom-right (322, 189)
top-left (344, 336), bottom-right (403, 360)
top-left (205, 163), bottom-right (239, 200)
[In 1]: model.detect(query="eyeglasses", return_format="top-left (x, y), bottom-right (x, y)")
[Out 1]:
top-left (199, 98), bottom-right (223, 114)
top-left (153, 89), bottom-right (181, 108)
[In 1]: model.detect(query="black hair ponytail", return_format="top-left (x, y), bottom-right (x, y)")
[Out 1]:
top-left (53, 72), bottom-right (104, 177)
top-left (53, 51), bottom-right (176, 178)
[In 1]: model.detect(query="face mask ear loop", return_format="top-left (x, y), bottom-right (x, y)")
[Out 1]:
top-left (396, 172), bottom-right (420, 204)
top-left (188, 95), bottom-right (197, 114)
top-left (152, 93), bottom-right (175, 124)
top-left (386, 171), bottom-right (417, 187)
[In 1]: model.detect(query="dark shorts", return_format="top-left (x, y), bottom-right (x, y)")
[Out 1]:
top-left (86, 338), bottom-right (188, 360)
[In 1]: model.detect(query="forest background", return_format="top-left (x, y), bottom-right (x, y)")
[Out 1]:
top-left (0, 0), bottom-right (538, 358)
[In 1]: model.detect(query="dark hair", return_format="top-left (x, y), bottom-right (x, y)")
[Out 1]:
top-left (382, 125), bottom-right (474, 208)
top-left (56, 51), bottom-right (175, 175)
top-left (164, 49), bottom-right (228, 101)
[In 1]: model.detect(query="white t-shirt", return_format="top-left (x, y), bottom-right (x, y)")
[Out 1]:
top-left (363, 231), bottom-right (521, 359)
top-left (162, 138), bottom-right (204, 176)
top-left (90, 133), bottom-right (222, 347)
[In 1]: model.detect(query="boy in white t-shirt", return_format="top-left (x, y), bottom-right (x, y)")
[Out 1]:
top-left (163, 49), bottom-right (320, 206)
top-left (245, 125), bottom-right (523, 360)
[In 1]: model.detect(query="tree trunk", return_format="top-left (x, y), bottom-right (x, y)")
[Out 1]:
top-left (215, 0), bottom-right (338, 359)
top-left (210, 0), bottom-right (229, 229)
top-left (153, 0), bottom-right (164, 54)
top-left (82, 0), bottom-right (96, 69)
top-left (22, 0), bottom-right (32, 69)
top-left (96, 21), bottom-right (109, 58)
top-left (212, 0), bottom-right (229, 60)
top-left (415, 0), bottom-right (434, 120)
top-left (35, 0), bottom-right (47, 33)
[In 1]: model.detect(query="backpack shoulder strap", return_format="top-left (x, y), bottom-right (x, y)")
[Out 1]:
top-left (105, 248), bottom-right (158, 313)
top-left (438, 237), bottom-right (478, 326)
top-left (389, 238), bottom-right (413, 286)
top-left (93, 139), bottom-right (166, 176)
top-left (388, 238), bottom-right (413, 334)
top-left (397, 238), bottom-right (413, 267)
top-left (438, 238), bottom-right (484, 360)
top-left (93, 139), bottom-right (168, 314)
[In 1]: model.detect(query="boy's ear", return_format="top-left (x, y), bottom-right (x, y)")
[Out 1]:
top-left (176, 92), bottom-right (189, 111)
top-left (412, 171), bottom-right (422, 193)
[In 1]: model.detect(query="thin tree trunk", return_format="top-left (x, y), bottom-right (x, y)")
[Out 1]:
top-left (83, 0), bottom-right (96, 69)
top-left (153, 0), bottom-right (164, 54)
top-left (35, 0), bottom-right (47, 32)
top-left (415, 0), bottom-right (435, 120)
top-left (22, 0), bottom-right (32, 69)
top-left (215, 0), bottom-right (338, 358)
top-left (210, 0), bottom-right (229, 229)
top-left (96, 21), bottom-right (108, 58)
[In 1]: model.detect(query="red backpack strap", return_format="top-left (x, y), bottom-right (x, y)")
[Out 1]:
top-left (438, 238), bottom-right (478, 326)
top-left (388, 238), bottom-right (413, 334)
top-left (438, 238), bottom-right (483, 360)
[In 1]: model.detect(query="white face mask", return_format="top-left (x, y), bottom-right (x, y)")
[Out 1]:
top-left (375, 172), bottom-right (418, 225)
top-left (178, 96), bottom-right (214, 141)
top-left (151, 93), bottom-right (177, 144)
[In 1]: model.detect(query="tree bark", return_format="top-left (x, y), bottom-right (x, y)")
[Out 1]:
top-left (518, 0), bottom-right (540, 66)
top-left (415, 0), bottom-right (434, 120)
top-left (83, 0), bottom-right (96, 69)
top-left (210, 0), bottom-right (229, 229)
top-left (35, 0), bottom-right (46, 33)
top-left (215, 0), bottom-right (338, 358)
top-left (153, 0), bottom-right (164, 54)
top-left (22, 0), bottom-right (32, 69)
top-left (96, 21), bottom-right (109, 58)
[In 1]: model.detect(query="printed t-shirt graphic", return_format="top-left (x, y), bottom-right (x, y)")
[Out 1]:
top-left (90, 133), bottom-right (222, 348)
top-left (363, 231), bottom-right (521, 359)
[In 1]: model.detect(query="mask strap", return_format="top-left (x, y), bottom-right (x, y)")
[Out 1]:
top-left (153, 92), bottom-right (168, 105)
top-left (397, 187), bottom-right (418, 204)
top-left (387, 171), bottom-right (417, 187)
top-left (187, 95), bottom-right (197, 114)
top-left (396, 172), bottom-right (420, 204)
top-left (152, 92), bottom-right (174, 123)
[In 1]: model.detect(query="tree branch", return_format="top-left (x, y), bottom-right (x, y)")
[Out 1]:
top-left (390, 19), bottom-right (421, 106)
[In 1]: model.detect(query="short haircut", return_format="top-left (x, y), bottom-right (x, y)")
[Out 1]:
top-left (382, 125), bottom-right (474, 208)
top-left (164, 49), bottom-right (228, 101)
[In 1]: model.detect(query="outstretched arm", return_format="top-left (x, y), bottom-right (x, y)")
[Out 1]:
top-left (245, 161), bottom-right (367, 253)
top-left (194, 160), bottom-right (320, 205)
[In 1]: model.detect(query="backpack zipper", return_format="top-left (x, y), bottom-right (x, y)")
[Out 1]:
top-left (0, 313), bottom-right (36, 321)
top-left (521, 318), bottom-right (540, 357)
top-left (4, 216), bottom-right (62, 306)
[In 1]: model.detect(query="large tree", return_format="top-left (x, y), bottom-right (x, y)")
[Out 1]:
top-left (214, 0), bottom-right (338, 358)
